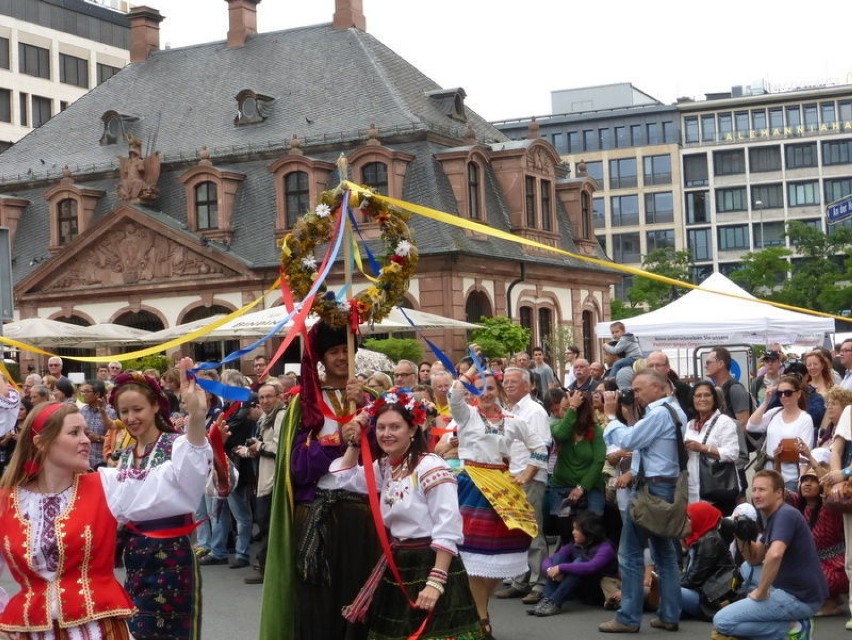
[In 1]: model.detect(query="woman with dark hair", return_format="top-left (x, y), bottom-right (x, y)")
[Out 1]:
top-left (110, 369), bottom-right (208, 640)
top-left (333, 387), bottom-right (484, 640)
top-left (528, 512), bottom-right (617, 617)
top-left (549, 389), bottom-right (606, 535)
top-left (747, 375), bottom-right (815, 491)
top-left (0, 359), bottom-right (211, 639)
top-left (789, 468), bottom-right (847, 616)
top-left (683, 382), bottom-right (740, 515)
top-left (445, 366), bottom-right (546, 636)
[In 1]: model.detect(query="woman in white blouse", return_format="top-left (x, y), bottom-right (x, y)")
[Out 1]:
top-left (747, 375), bottom-right (814, 491)
top-left (333, 387), bottom-right (483, 640)
top-left (683, 382), bottom-right (740, 515)
top-left (0, 358), bottom-right (212, 640)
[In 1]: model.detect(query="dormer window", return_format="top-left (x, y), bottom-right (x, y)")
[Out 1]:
top-left (361, 162), bottom-right (388, 195)
top-left (195, 182), bottom-right (218, 229)
top-left (100, 110), bottom-right (139, 145)
top-left (235, 89), bottom-right (274, 126)
top-left (426, 88), bottom-right (467, 122)
top-left (58, 199), bottom-right (78, 244)
top-left (44, 168), bottom-right (104, 251)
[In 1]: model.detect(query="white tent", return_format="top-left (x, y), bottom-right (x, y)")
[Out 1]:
top-left (596, 272), bottom-right (834, 351)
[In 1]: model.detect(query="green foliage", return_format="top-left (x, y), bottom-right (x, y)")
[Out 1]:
top-left (542, 323), bottom-right (575, 377)
top-left (626, 248), bottom-right (694, 311)
top-left (730, 222), bottom-right (852, 316)
top-left (609, 298), bottom-right (633, 320)
top-left (362, 338), bottom-right (422, 364)
top-left (469, 316), bottom-right (531, 359)
top-left (120, 354), bottom-right (171, 375)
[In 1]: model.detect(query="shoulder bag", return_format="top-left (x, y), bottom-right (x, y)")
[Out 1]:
top-left (698, 415), bottom-right (739, 504)
top-left (629, 403), bottom-right (692, 539)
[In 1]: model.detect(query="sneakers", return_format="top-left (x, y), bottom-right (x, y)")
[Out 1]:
top-left (494, 585), bottom-right (530, 599)
top-left (197, 555), bottom-right (228, 566)
top-left (846, 618), bottom-right (852, 631)
top-left (531, 597), bottom-right (561, 617)
top-left (193, 546), bottom-right (209, 558)
top-left (710, 631), bottom-right (738, 640)
top-left (788, 618), bottom-right (813, 640)
top-left (228, 557), bottom-right (250, 569)
top-left (599, 619), bottom-right (640, 633)
top-left (521, 591), bottom-right (543, 605)
top-left (649, 618), bottom-right (679, 631)
top-left (243, 572), bottom-right (264, 585)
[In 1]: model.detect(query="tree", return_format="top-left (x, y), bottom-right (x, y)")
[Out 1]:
top-left (728, 246), bottom-right (792, 295)
top-left (609, 298), bottom-right (633, 321)
top-left (121, 354), bottom-right (171, 375)
top-left (626, 248), bottom-right (694, 311)
top-left (542, 323), bottom-right (575, 381)
top-left (469, 316), bottom-right (531, 359)
top-left (362, 338), bottom-right (422, 364)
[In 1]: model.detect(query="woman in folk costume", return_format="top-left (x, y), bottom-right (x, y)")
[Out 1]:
top-left (0, 358), bottom-right (212, 640)
top-left (110, 368), bottom-right (211, 640)
top-left (261, 321), bottom-right (379, 640)
top-left (332, 387), bottom-right (484, 640)
top-left (449, 361), bottom-right (547, 638)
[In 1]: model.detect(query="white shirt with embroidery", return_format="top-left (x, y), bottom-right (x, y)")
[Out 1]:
top-left (330, 453), bottom-right (462, 555)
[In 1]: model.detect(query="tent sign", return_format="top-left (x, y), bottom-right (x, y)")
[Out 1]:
top-left (827, 194), bottom-right (852, 224)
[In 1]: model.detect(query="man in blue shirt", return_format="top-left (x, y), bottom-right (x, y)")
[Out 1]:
top-left (712, 469), bottom-right (827, 640)
top-left (599, 369), bottom-right (687, 633)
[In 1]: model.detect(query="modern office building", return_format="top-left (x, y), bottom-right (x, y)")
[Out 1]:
top-left (0, 0), bottom-right (131, 150)
top-left (494, 81), bottom-right (852, 295)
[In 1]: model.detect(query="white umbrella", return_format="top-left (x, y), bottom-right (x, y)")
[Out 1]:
top-left (81, 323), bottom-right (153, 346)
top-left (142, 315), bottom-right (228, 344)
top-left (1, 317), bottom-right (98, 347)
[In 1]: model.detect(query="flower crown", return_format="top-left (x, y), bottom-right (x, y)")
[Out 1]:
top-left (366, 386), bottom-right (428, 428)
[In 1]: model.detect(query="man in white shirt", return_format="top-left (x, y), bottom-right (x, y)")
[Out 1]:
top-left (495, 367), bottom-right (552, 605)
top-left (0, 372), bottom-right (20, 440)
top-left (839, 339), bottom-right (852, 391)
top-left (563, 345), bottom-right (580, 388)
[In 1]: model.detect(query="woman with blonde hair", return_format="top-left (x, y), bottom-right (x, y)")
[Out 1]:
top-left (804, 350), bottom-right (835, 397)
top-left (0, 358), bottom-right (212, 639)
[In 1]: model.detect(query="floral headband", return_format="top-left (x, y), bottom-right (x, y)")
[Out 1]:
top-left (366, 386), bottom-right (428, 428)
top-left (109, 371), bottom-right (174, 430)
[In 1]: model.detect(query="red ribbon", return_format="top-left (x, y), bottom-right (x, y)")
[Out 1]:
top-left (124, 518), bottom-right (206, 539)
top-left (359, 428), bottom-right (434, 639)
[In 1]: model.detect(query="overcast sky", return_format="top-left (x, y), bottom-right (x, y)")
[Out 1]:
top-left (138, 0), bottom-right (852, 122)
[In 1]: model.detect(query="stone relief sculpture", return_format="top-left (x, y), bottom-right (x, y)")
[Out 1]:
top-left (117, 135), bottom-right (161, 203)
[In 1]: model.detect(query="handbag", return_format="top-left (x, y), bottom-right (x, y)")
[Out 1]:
top-left (699, 565), bottom-right (742, 616)
top-left (629, 404), bottom-right (692, 539)
top-left (697, 416), bottom-right (739, 504)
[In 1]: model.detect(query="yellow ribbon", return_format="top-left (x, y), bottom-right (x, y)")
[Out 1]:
top-left (350, 232), bottom-right (379, 284)
top-left (0, 279), bottom-right (282, 363)
top-left (340, 180), bottom-right (847, 323)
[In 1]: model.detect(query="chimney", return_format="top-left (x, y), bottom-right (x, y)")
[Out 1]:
top-left (227, 0), bottom-right (261, 48)
top-left (333, 0), bottom-right (366, 31)
top-left (127, 6), bottom-right (164, 63)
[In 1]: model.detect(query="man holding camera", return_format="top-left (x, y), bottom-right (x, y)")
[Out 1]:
top-left (599, 369), bottom-right (687, 633)
top-left (712, 470), bottom-right (827, 640)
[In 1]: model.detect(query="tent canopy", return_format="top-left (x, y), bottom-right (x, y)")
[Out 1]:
top-left (596, 272), bottom-right (834, 351)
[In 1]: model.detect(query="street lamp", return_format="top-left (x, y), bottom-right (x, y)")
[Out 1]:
top-left (754, 199), bottom-right (764, 249)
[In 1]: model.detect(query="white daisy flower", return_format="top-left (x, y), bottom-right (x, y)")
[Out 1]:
top-left (301, 256), bottom-right (317, 270)
top-left (384, 393), bottom-right (398, 405)
top-left (315, 203), bottom-right (332, 218)
top-left (395, 240), bottom-right (412, 257)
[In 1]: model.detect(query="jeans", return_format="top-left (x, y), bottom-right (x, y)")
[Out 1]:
top-left (680, 587), bottom-right (703, 619)
top-left (611, 357), bottom-right (636, 377)
top-left (210, 485), bottom-right (253, 560)
top-left (547, 486), bottom-right (605, 516)
top-left (542, 558), bottom-right (593, 606)
top-left (195, 495), bottom-right (211, 551)
top-left (616, 483), bottom-right (681, 628)
top-left (713, 588), bottom-right (820, 640)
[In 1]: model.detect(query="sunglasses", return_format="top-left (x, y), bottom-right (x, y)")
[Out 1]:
top-left (777, 389), bottom-right (797, 397)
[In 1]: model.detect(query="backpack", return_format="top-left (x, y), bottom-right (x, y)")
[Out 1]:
top-left (721, 378), bottom-right (760, 452)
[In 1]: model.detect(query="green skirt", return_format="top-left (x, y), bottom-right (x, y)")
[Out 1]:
top-left (367, 545), bottom-right (484, 640)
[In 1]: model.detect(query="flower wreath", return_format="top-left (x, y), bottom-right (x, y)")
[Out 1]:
top-left (366, 387), bottom-right (428, 428)
top-left (279, 187), bottom-right (418, 329)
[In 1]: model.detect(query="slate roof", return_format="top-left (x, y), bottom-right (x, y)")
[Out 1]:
top-left (3, 22), bottom-right (614, 286)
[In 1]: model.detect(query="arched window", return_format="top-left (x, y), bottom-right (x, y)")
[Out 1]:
top-left (467, 162), bottom-right (481, 220)
top-left (465, 291), bottom-right (492, 324)
top-left (195, 182), bottom-right (218, 229)
top-left (58, 198), bottom-right (78, 245)
top-left (538, 308), bottom-right (553, 348)
top-left (114, 310), bottom-right (165, 333)
top-left (362, 162), bottom-right (388, 195)
top-left (525, 176), bottom-right (536, 227)
top-left (519, 305), bottom-right (533, 351)
top-left (582, 310), bottom-right (594, 360)
top-left (284, 171), bottom-right (309, 227)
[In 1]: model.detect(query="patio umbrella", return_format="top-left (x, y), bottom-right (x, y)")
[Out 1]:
top-left (81, 323), bottom-right (153, 346)
top-left (1, 318), bottom-right (99, 347)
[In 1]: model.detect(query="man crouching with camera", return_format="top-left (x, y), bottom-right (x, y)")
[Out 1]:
top-left (712, 470), bottom-right (827, 640)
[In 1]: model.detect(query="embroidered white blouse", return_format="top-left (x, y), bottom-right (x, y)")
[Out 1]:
top-left (449, 387), bottom-right (548, 470)
top-left (0, 435), bottom-right (212, 640)
top-left (330, 453), bottom-right (462, 555)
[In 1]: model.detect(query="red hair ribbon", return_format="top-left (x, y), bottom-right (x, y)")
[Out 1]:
top-left (32, 403), bottom-right (64, 436)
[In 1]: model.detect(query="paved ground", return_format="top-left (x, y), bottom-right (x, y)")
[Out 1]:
top-left (2, 558), bottom-right (848, 638)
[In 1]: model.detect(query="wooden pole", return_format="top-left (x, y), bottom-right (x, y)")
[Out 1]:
top-left (338, 155), bottom-right (357, 411)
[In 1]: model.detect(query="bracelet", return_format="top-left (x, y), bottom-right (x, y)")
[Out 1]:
top-left (424, 579), bottom-right (445, 595)
top-left (428, 568), bottom-right (448, 583)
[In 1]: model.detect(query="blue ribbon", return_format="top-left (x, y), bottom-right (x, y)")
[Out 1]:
top-left (346, 207), bottom-right (383, 277)
top-left (189, 196), bottom-right (349, 401)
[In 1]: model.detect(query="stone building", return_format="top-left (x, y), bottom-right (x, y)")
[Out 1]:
top-left (1, 0), bottom-right (617, 375)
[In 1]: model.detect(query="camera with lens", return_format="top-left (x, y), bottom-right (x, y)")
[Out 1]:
top-left (618, 388), bottom-right (635, 406)
top-left (732, 515), bottom-right (758, 542)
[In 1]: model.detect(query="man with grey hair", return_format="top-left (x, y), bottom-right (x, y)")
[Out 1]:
top-left (47, 356), bottom-right (69, 382)
top-left (495, 366), bottom-right (552, 604)
top-left (568, 358), bottom-right (595, 392)
top-left (30, 384), bottom-right (51, 405)
top-left (107, 361), bottom-right (123, 382)
top-left (22, 373), bottom-right (42, 397)
top-left (646, 351), bottom-right (694, 419)
top-left (392, 359), bottom-right (418, 387)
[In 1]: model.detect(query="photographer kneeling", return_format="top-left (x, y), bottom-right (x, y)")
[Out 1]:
top-left (712, 470), bottom-right (827, 640)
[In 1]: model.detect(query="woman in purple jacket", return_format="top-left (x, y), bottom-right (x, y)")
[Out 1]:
top-left (528, 512), bottom-right (617, 617)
